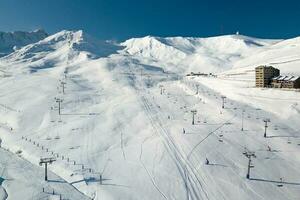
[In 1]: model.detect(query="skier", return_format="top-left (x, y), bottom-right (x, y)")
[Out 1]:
top-left (267, 146), bottom-right (271, 151)
top-left (183, 128), bottom-right (186, 134)
top-left (205, 158), bottom-right (210, 165)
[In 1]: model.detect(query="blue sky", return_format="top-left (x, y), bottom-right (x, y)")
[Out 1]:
top-left (0, 0), bottom-right (300, 40)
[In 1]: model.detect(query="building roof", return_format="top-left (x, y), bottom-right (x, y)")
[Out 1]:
top-left (283, 76), bottom-right (294, 81)
top-left (256, 65), bottom-right (274, 69)
top-left (273, 75), bottom-right (300, 81)
top-left (272, 75), bottom-right (282, 80)
top-left (290, 76), bottom-right (300, 81)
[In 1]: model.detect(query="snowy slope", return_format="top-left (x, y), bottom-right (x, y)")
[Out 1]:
top-left (0, 29), bottom-right (48, 57)
top-left (0, 148), bottom-right (89, 200)
top-left (0, 30), bottom-right (300, 200)
top-left (232, 36), bottom-right (300, 72)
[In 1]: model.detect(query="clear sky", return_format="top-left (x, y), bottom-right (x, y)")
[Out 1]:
top-left (0, 0), bottom-right (300, 41)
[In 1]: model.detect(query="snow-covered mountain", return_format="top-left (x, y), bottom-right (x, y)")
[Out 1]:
top-left (0, 30), bottom-right (121, 74)
top-left (0, 30), bottom-right (300, 200)
top-left (122, 35), bottom-right (281, 73)
top-left (0, 29), bottom-right (48, 57)
top-left (2, 30), bottom-right (299, 75)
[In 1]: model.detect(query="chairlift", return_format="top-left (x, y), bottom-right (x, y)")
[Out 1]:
top-left (277, 178), bottom-right (284, 187)
top-left (277, 184), bottom-right (283, 187)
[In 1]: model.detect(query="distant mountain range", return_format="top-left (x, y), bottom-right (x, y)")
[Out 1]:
top-left (1, 29), bottom-right (300, 75)
top-left (0, 29), bottom-right (48, 57)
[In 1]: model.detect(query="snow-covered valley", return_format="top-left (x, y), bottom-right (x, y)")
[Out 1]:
top-left (0, 30), bottom-right (299, 200)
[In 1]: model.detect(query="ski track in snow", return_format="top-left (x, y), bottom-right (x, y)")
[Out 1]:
top-left (140, 94), bottom-right (209, 200)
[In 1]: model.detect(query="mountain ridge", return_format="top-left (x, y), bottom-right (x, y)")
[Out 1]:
top-left (0, 29), bottom-right (48, 57)
top-left (1, 29), bottom-right (300, 75)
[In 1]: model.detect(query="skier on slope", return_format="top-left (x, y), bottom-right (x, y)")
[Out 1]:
top-left (205, 158), bottom-right (210, 165)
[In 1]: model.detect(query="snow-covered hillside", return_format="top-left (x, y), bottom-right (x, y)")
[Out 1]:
top-left (0, 30), bottom-right (299, 200)
top-left (122, 35), bottom-right (280, 74)
top-left (0, 29), bottom-right (48, 57)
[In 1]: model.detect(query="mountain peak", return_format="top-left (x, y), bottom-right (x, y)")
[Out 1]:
top-left (1, 29), bottom-right (121, 70)
top-left (42, 30), bottom-right (83, 43)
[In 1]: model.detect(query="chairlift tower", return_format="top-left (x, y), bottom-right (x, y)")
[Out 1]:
top-left (39, 157), bottom-right (56, 181)
top-left (191, 110), bottom-right (197, 125)
top-left (60, 80), bottom-right (66, 94)
top-left (243, 151), bottom-right (256, 179)
top-left (263, 118), bottom-right (270, 138)
top-left (241, 110), bottom-right (245, 131)
top-left (55, 97), bottom-right (63, 115)
top-left (221, 96), bottom-right (227, 109)
top-left (64, 70), bottom-right (67, 79)
top-left (196, 84), bottom-right (199, 95)
top-left (159, 85), bottom-right (164, 95)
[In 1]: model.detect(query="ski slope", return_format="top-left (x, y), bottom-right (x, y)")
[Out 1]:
top-left (0, 30), bottom-right (299, 199)
top-left (0, 147), bottom-right (90, 200)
